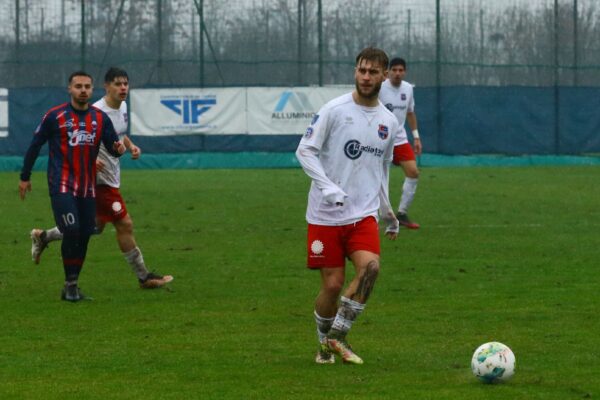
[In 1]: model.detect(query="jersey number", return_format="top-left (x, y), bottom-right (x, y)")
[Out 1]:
top-left (61, 213), bottom-right (76, 226)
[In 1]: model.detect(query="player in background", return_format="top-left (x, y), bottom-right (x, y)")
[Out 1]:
top-left (30, 67), bottom-right (173, 289)
top-left (19, 71), bottom-right (126, 301)
top-left (296, 47), bottom-right (400, 365)
top-left (378, 57), bottom-right (421, 229)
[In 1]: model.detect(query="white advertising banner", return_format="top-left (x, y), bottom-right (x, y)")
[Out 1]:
top-left (0, 88), bottom-right (8, 138)
top-left (247, 86), bottom-right (352, 135)
top-left (131, 88), bottom-right (246, 136)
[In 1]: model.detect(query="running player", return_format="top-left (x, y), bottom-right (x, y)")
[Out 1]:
top-left (19, 71), bottom-right (126, 302)
top-left (296, 48), bottom-right (400, 365)
top-left (29, 67), bottom-right (173, 289)
top-left (378, 57), bottom-right (421, 229)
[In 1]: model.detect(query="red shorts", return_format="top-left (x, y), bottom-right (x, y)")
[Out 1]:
top-left (306, 216), bottom-right (380, 269)
top-left (392, 143), bottom-right (416, 165)
top-left (96, 185), bottom-right (128, 223)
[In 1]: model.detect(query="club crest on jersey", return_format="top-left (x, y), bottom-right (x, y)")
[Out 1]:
top-left (401, 94), bottom-right (407, 101)
top-left (378, 124), bottom-right (389, 140)
top-left (304, 127), bottom-right (314, 139)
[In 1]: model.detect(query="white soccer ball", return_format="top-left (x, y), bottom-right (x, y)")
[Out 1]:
top-left (471, 341), bottom-right (516, 383)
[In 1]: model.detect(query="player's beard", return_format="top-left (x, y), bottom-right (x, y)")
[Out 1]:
top-left (355, 81), bottom-right (382, 101)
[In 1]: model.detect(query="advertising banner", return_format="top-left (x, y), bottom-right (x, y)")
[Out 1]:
top-left (246, 86), bottom-right (352, 134)
top-left (130, 88), bottom-right (247, 136)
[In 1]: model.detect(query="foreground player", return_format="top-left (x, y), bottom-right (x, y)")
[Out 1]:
top-left (296, 47), bottom-right (400, 364)
top-left (19, 71), bottom-right (126, 302)
top-left (378, 57), bottom-right (421, 229)
top-left (30, 67), bottom-right (173, 289)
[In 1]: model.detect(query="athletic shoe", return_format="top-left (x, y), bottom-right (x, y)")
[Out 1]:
top-left (139, 272), bottom-right (174, 289)
top-left (396, 212), bottom-right (420, 230)
top-left (30, 229), bottom-right (48, 264)
top-left (61, 284), bottom-right (90, 302)
top-left (327, 337), bottom-right (363, 365)
top-left (315, 339), bottom-right (335, 364)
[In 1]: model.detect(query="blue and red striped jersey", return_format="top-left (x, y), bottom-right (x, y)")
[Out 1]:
top-left (20, 102), bottom-right (122, 197)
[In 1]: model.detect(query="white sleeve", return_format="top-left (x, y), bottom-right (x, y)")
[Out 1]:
top-left (295, 107), bottom-right (347, 205)
top-left (408, 85), bottom-right (415, 113)
top-left (379, 133), bottom-right (399, 233)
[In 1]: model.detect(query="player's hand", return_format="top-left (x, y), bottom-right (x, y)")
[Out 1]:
top-left (323, 188), bottom-right (347, 206)
top-left (382, 210), bottom-right (399, 240)
top-left (96, 158), bottom-right (105, 172)
top-left (414, 138), bottom-right (422, 155)
top-left (113, 141), bottom-right (126, 155)
top-left (19, 180), bottom-right (31, 200)
top-left (129, 144), bottom-right (141, 160)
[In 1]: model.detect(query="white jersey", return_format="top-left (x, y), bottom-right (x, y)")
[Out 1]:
top-left (295, 92), bottom-right (399, 226)
top-left (378, 79), bottom-right (414, 146)
top-left (93, 98), bottom-right (128, 188)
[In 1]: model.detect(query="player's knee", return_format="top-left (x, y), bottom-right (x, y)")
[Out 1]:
top-left (405, 167), bottom-right (419, 179)
top-left (323, 276), bottom-right (344, 296)
top-left (115, 217), bottom-right (133, 234)
top-left (60, 223), bottom-right (81, 238)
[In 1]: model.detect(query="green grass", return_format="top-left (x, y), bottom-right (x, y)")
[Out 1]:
top-left (1, 166), bottom-right (599, 399)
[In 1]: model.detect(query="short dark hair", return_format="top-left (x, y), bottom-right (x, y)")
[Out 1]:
top-left (389, 57), bottom-right (407, 69)
top-left (355, 47), bottom-right (389, 70)
top-left (68, 71), bottom-right (93, 84)
top-left (104, 67), bottom-right (129, 83)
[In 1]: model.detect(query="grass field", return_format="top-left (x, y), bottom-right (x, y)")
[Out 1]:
top-left (1, 165), bottom-right (599, 399)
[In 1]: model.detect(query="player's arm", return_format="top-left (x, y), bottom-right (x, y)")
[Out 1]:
top-left (123, 135), bottom-right (141, 159)
top-left (379, 132), bottom-right (399, 239)
top-left (406, 111), bottom-right (421, 155)
top-left (295, 109), bottom-right (347, 205)
top-left (19, 115), bottom-right (51, 200)
top-left (101, 116), bottom-right (126, 157)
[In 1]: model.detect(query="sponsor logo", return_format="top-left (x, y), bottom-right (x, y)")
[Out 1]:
top-left (344, 140), bottom-right (384, 160)
top-left (68, 129), bottom-right (96, 146)
top-left (385, 103), bottom-right (406, 111)
top-left (160, 95), bottom-right (216, 125)
top-left (272, 90), bottom-right (316, 121)
top-left (378, 124), bottom-right (389, 140)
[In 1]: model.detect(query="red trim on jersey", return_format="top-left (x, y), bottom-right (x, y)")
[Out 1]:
top-left (71, 113), bottom-right (81, 195)
top-left (56, 110), bottom-right (70, 194)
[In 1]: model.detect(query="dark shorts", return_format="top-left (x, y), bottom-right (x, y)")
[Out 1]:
top-left (50, 193), bottom-right (96, 236)
top-left (96, 185), bottom-right (128, 223)
top-left (306, 216), bottom-right (380, 269)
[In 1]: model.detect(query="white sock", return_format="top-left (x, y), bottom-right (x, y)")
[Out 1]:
top-left (398, 177), bottom-right (418, 214)
top-left (123, 247), bottom-right (149, 280)
top-left (45, 227), bottom-right (63, 242)
top-left (329, 296), bottom-right (365, 337)
top-left (314, 311), bottom-right (334, 342)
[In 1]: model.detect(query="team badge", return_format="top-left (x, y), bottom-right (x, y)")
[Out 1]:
top-left (304, 127), bottom-right (314, 139)
top-left (401, 94), bottom-right (407, 101)
top-left (311, 240), bottom-right (324, 255)
top-left (378, 124), bottom-right (389, 140)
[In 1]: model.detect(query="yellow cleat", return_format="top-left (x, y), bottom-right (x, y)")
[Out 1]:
top-left (327, 337), bottom-right (363, 365)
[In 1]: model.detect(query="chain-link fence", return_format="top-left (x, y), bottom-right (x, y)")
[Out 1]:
top-left (1, 0), bottom-right (599, 88)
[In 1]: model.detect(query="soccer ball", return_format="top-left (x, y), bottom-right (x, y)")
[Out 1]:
top-left (471, 342), bottom-right (515, 383)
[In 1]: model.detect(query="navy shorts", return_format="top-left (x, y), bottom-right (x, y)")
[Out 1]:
top-left (50, 193), bottom-right (97, 236)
